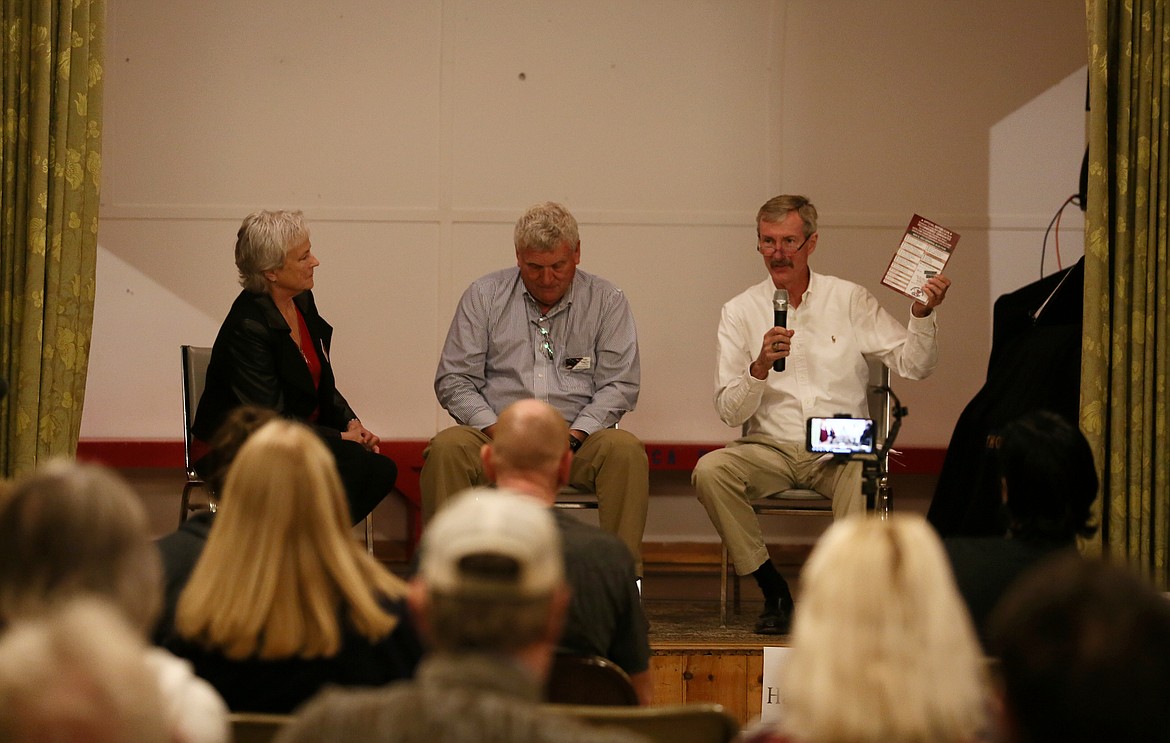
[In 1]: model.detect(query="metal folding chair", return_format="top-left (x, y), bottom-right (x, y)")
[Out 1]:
top-left (179, 345), bottom-right (214, 525)
top-left (178, 345), bottom-right (375, 553)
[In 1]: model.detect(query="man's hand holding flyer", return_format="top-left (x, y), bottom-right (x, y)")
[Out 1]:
top-left (881, 214), bottom-right (959, 301)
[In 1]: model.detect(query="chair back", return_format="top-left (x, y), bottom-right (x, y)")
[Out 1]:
top-left (179, 345), bottom-right (214, 524)
top-left (545, 653), bottom-right (639, 706)
top-left (544, 702), bottom-right (739, 743)
top-left (229, 712), bottom-right (293, 743)
top-left (181, 344), bottom-right (213, 477)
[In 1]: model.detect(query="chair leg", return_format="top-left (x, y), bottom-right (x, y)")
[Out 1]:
top-left (733, 569), bottom-right (741, 614)
top-left (395, 486), bottom-right (421, 562)
top-left (720, 543), bottom-right (729, 628)
top-left (365, 514), bottom-right (374, 556)
top-left (179, 482), bottom-right (193, 527)
top-left (720, 547), bottom-right (745, 621)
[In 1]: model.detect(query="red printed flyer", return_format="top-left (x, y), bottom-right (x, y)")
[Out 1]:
top-left (881, 214), bottom-right (959, 301)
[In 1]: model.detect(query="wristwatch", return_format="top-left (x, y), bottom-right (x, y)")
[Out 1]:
top-left (568, 435), bottom-right (583, 453)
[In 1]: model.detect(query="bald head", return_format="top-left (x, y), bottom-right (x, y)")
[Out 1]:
top-left (491, 400), bottom-right (570, 479)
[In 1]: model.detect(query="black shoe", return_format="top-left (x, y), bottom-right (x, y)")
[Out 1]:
top-left (754, 598), bottom-right (793, 635)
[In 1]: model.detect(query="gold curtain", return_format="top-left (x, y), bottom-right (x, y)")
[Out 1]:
top-left (0, 0), bottom-right (104, 477)
top-left (1083, 0), bottom-right (1170, 588)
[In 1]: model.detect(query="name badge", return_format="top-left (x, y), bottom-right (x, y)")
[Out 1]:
top-left (564, 356), bottom-right (592, 371)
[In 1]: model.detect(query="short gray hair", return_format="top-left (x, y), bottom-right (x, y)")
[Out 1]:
top-left (757, 195), bottom-right (817, 237)
top-left (235, 209), bottom-right (310, 293)
top-left (0, 598), bottom-right (170, 743)
top-left (514, 202), bottom-right (579, 253)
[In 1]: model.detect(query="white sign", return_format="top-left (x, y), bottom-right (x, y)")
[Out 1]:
top-left (759, 646), bottom-right (793, 723)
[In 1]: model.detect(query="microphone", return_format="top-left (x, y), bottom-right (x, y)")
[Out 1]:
top-left (773, 289), bottom-right (789, 372)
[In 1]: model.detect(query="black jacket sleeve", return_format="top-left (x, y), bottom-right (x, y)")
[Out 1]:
top-left (192, 290), bottom-right (357, 442)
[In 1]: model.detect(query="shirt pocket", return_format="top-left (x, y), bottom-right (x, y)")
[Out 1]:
top-left (558, 346), bottom-right (596, 394)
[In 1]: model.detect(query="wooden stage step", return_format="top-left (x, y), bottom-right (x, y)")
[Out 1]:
top-left (638, 545), bottom-right (807, 727)
top-left (645, 600), bottom-right (781, 727)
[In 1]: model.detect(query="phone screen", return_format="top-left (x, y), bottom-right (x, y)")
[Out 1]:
top-left (806, 417), bottom-right (875, 455)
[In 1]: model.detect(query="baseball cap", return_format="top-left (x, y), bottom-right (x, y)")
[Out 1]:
top-left (420, 487), bottom-right (563, 598)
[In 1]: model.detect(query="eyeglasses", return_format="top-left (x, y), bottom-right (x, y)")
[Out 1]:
top-left (757, 233), bottom-right (812, 256)
top-left (536, 315), bottom-right (554, 360)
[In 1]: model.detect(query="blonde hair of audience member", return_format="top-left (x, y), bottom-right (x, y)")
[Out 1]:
top-left (779, 515), bottom-right (987, 743)
top-left (480, 398), bottom-right (571, 499)
top-left (0, 598), bottom-right (171, 743)
top-left (0, 459), bottom-right (162, 634)
top-left (513, 201), bottom-right (580, 253)
top-left (175, 419), bottom-right (406, 660)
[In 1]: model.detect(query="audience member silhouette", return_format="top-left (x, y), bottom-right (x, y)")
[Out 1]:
top-left (167, 419), bottom-right (422, 713)
top-left (764, 515), bottom-right (988, 743)
top-left (0, 459), bottom-right (228, 743)
top-left (944, 409), bottom-right (1098, 646)
top-left (154, 404), bottom-right (277, 643)
top-left (0, 598), bottom-right (173, 743)
top-left (481, 398), bottom-right (651, 703)
top-left (988, 554), bottom-right (1170, 743)
top-left (275, 489), bottom-right (644, 743)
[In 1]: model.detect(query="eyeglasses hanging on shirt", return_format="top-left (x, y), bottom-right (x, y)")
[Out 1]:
top-left (535, 313), bottom-right (587, 369)
top-left (535, 315), bottom-right (554, 360)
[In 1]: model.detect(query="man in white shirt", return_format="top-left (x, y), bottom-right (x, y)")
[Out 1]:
top-left (692, 194), bottom-right (951, 634)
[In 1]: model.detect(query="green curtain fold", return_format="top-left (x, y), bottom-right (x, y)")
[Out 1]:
top-left (1, 0), bottom-right (104, 477)
top-left (1084, 0), bottom-right (1170, 588)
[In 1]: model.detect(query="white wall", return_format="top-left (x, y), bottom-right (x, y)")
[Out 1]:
top-left (85, 0), bottom-right (1088, 453)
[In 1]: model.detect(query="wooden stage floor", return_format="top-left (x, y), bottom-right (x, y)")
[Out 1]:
top-left (641, 593), bottom-right (791, 727)
top-left (646, 599), bottom-right (784, 648)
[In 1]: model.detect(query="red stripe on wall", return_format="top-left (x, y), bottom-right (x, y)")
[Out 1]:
top-left (76, 439), bottom-right (945, 475)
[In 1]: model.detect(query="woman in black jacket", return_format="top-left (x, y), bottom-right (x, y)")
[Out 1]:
top-left (193, 209), bottom-right (395, 523)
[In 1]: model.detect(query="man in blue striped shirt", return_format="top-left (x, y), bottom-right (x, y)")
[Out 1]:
top-left (422, 202), bottom-right (649, 573)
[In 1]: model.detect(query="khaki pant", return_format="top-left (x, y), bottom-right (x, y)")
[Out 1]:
top-left (420, 425), bottom-right (650, 573)
top-left (692, 434), bottom-right (864, 575)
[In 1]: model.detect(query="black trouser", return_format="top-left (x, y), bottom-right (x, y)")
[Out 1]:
top-left (326, 437), bottom-right (397, 525)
